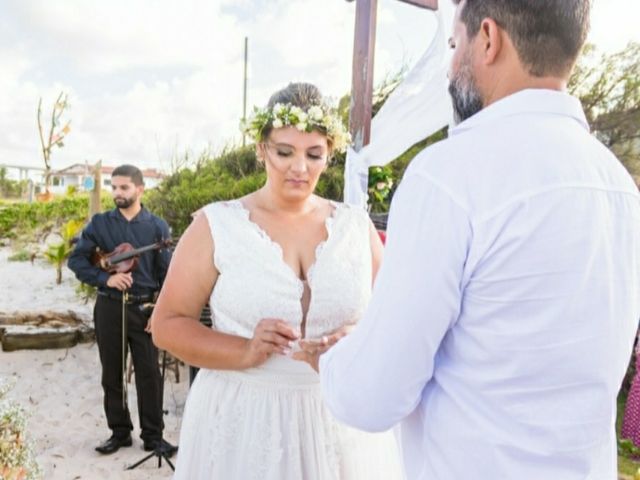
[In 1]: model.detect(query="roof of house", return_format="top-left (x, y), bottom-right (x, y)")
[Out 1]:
top-left (52, 163), bottom-right (165, 179)
top-left (51, 163), bottom-right (90, 176)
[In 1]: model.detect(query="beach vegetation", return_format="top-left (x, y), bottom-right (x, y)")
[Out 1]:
top-left (7, 250), bottom-right (32, 262)
top-left (43, 219), bottom-right (84, 284)
top-left (0, 380), bottom-right (42, 480)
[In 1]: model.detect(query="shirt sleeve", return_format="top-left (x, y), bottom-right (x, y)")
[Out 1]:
top-left (67, 218), bottom-right (111, 288)
top-left (154, 218), bottom-right (172, 288)
top-left (319, 168), bottom-right (472, 432)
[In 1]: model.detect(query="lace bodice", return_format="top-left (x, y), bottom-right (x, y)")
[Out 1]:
top-left (202, 200), bottom-right (372, 340)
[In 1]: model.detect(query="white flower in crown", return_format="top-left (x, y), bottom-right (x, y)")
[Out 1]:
top-left (290, 106), bottom-right (304, 117)
top-left (308, 105), bottom-right (323, 121)
top-left (241, 102), bottom-right (351, 153)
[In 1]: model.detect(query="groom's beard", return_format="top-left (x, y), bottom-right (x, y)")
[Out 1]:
top-left (448, 57), bottom-right (484, 125)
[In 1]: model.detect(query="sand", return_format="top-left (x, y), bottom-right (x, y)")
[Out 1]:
top-left (0, 247), bottom-right (189, 479)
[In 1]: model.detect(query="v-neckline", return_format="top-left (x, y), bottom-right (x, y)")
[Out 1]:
top-left (230, 199), bottom-right (341, 286)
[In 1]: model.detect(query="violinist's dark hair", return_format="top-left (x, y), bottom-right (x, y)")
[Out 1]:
top-left (112, 164), bottom-right (144, 186)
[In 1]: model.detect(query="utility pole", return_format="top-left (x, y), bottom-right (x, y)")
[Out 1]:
top-left (242, 36), bottom-right (249, 147)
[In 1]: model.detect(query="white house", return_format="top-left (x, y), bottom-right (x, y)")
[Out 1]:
top-left (49, 163), bottom-right (165, 194)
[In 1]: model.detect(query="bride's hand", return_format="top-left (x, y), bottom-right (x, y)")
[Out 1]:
top-left (242, 318), bottom-right (300, 368)
top-left (292, 324), bottom-right (355, 372)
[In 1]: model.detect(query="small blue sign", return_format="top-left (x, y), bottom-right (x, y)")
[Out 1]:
top-left (83, 176), bottom-right (95, 191)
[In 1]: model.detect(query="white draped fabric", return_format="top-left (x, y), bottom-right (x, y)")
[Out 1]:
top-left (344, 2), bottom-right (455, 208)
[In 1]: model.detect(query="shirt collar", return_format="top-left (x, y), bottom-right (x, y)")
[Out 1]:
top-left (449, 89), bottom-right (590, 136)
top-left (109, 204), bottom-right (150, 223)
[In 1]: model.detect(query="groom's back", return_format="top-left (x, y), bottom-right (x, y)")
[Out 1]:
top-left (416, 90), bottom-right (640, 479)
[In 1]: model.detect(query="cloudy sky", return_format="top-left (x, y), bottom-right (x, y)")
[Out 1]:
top-left (1, 0), bottom-right (639, 175)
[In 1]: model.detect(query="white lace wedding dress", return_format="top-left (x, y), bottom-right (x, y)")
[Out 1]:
top-left (173, 200), bottom-right (403, 480)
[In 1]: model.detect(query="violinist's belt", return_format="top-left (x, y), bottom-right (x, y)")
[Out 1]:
top-left (98, 291), bottom-right (155, 304)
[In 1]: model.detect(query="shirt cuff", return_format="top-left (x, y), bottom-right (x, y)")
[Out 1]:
top-left (97, 270), bottom-right (110, 287)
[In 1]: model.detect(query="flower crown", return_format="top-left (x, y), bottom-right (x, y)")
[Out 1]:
top-left (241, 102), bottom-right (351, 153)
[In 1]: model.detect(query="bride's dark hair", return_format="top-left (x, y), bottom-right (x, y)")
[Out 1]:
top-left (263, 83), bottom-right (333, 150)
top-left (267, 82), bottom-right (323, 110)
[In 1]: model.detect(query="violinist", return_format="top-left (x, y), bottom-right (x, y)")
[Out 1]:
top-left (68, 164), bottom-right (176, 457)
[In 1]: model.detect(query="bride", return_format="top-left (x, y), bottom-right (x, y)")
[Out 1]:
top-left (151, 82), bottom-right (402, 479)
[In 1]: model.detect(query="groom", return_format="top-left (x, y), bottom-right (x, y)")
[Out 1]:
top-left (315, 1), bottom-right (640, 478)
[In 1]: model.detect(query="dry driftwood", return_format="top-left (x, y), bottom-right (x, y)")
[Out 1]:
top-left (0, 310), bottom-right (94, 352)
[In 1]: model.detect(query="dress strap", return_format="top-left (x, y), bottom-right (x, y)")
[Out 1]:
top-left (200, 201), bottom-right (246, 272)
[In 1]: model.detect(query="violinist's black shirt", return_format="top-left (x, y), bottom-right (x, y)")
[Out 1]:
top-left (68, 206), bottom-right (171, 297)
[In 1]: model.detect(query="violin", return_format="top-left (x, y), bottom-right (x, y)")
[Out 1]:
top-left (91, 239), bottom-right (173, 273)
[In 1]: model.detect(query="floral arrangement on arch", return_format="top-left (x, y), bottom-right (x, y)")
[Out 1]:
top-left (241, 103), bottom-right (351, 153)
top-left (0, 380), bottom-right (42, 480)
top-left (368, 165), bottom-right (394, 212)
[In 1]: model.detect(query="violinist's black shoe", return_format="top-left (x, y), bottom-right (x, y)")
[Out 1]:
top-left (143, 438), bottom-right (178, 457)
top-left (95, 434), bottom-right (133, 454)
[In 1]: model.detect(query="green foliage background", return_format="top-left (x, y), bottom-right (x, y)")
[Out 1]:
top-left (145, 146), bottom-right (348, 236)
top-left (0, 194), bottom-right (112, 240)
top-left (1, 43), bottom-right (637, 244)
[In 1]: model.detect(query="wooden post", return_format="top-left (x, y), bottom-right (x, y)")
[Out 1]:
top-left (89, 160), bottom-right (102, 218)
top-left (396, 0), bottom-right (437, 8)
top-left (347, 0), bottom-right (438, 151)
top-left (349, 0), bottom-right (378, 152)
top-left (27, 179), bottom-right (34, 203)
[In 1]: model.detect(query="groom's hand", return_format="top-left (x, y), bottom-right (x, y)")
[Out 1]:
top-left (292, 324), bottom-right (355, 371)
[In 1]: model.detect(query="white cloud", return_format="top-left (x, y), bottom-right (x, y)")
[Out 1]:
top-left (0, 46), bottom-right (72, 170)
top-left (7, 0), bottom-right (243, 73)
top-left (0, 0), bottom-right (637, 175)
top-left (589, 0), bottom-right (640, 53)
top-left (0, 0), bottom-right (249, 171)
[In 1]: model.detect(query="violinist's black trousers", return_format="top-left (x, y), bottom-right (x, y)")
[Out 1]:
top-left (93, 295), bottom-right (164, 442)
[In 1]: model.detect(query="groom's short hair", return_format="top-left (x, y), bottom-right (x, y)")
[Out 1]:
top-left (452, 0), bottom-right (590, 77)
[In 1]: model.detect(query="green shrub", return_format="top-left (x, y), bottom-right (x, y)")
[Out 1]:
top-left (75, 282), bottom-right (97, 304)
top-left (145, 147), bottom-right (351, 237)
top-left (43, 219), bottom-right (84, 284)
top-left (0, 194), bottom-right (112, 241)
top-left (7, 250), bottom-right (31, 262)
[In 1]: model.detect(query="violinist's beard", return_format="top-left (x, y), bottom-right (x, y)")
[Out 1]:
top-left (114, 197), bottom-right (135, 209)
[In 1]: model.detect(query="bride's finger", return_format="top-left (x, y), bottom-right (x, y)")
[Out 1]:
top-left (260, 332), bottom-right (294, 348)
top-left (272, 321), bottom-right (300, 340)
top-left (259, 319), bottom-right (300, 340)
